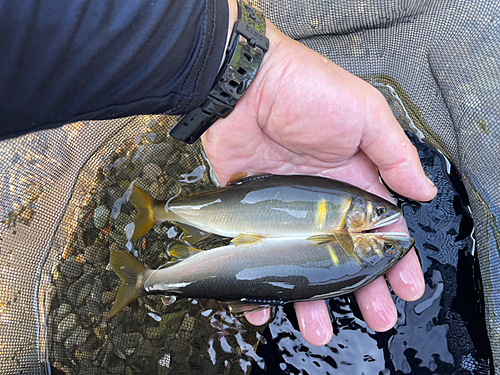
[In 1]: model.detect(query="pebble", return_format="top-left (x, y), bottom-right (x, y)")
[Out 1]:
top-left (64, 326), bottom-right (87, 349)
top-left (141, 144), bottom-right (172, 165)
top-left (60, 366), bottom-right (76, 375)
top-left (93, 205), bottom-right (110, 229)
top-left (102, 291), bottom-right (115, 304)
top-left (112, 332), bottom-right (144, 359)
top-left (77, 284), bottom-right (92, 305)
top-left (52, 343), bottom-right (65, 363)
top-left (60, 256), bottom-right (83, 278)
top-left (143, 163), bottom-right (162, 181)
top-left (90, 279), bottom-right (104, 302)
top-left (84, 244), bottom-right (108, 264)
top-left (67, 276), bottom-right (92, 306)
top-left (180, 316), bottom-right (195, 332)
top-left (57, 313), bottom-right (77, 342)
top-left (109, 242), bottom-right (121, 252)
top-left (55, 304), bottom-right (73, 325)
top-left (150, 182), bottom-right (167, 200)
top-left (94, 326), bottom-right (106, 341)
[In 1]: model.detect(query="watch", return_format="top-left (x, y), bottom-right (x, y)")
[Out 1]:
top-left (169, 0), bottom-right (269, 144)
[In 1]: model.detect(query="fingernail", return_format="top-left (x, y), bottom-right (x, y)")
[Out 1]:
top-left (295, 301), bottom-right (333, 346)
top-left (426, 175), bottom-right (435, 187)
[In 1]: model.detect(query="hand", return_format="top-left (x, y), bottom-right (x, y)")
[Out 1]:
top-left (201, 19), bottom-right (436, 345)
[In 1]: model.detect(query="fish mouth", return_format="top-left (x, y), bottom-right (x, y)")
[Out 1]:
top-left (370, 232), bottom-right (415, 250)
top-left (370, 212), bottom-right (401, 230)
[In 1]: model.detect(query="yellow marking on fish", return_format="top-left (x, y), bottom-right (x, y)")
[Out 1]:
top-left (338, 198), bottom-right (352, 230)
top-left (326, 244), bottom-right (339, 266)
top-left (366, 201), bottom-right (373, 221)
top-left (315, 198), bottom-right (327, 229)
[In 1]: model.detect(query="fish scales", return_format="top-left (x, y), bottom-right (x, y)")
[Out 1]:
top-left (109, 233), bottom-right (414, 317)
top-left (130, 174), bottom-right (401, 240)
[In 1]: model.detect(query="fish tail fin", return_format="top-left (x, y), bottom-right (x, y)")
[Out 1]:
top-left (109, 250), bottom-right (147, 318)
top-left (130, 185), bottom-right (156, 240)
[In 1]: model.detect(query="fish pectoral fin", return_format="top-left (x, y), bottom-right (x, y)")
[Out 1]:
top-left (168, 244), bottom-right (202, 259)
top-left (330, 231), bottom-right (355, 254)
top-left (177, 223), bottom-right (211, 245)
top-left (306, 234), bottom-right (339, 246)
top-left (227, 172), bottom-right (275, 185)
top-left (231, 234), bottom-right (265, 247)
top-left (227, 301), bottom-right (271, 315)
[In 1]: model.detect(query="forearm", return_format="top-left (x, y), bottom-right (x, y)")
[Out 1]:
top-left (0, 0), bottom-right (229, 140)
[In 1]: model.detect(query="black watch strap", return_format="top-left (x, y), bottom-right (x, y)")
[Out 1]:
top-left (169, 0), bottom-right (269, 144)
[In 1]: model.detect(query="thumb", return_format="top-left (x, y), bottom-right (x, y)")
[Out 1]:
top-left (360, 95), bottom-right (437, 202)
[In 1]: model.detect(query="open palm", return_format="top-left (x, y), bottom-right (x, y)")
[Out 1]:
top-left (202, 22), bottom-right (436, 345)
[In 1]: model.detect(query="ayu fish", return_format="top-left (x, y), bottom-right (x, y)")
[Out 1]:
top-left (108, 232), bottom-right (414, 317)
top-left (129, 173), bottom-right (401, 241)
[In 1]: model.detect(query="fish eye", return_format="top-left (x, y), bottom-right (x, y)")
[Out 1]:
top-left (376, 205), bottom-right (387, 216)
top-left (384, 243), bottom-right (394, 251)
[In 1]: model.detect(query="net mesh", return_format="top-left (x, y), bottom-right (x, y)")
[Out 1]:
top-left (0, 0), bottom-right (498, 374)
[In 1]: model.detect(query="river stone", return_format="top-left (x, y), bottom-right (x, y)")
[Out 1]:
top-left (180, 316), bottom-right (195, 332)
top-left (56, 313), bottom-right (77, 342)
top-left (150, 181), bottom-right (167, 200)
top-left (67, 276), bottom-right (92, 306)
top-left (52, 343), bottom-right (65, 363)
top-left (64, 325), bottom-right (84, 349)
top-left (60, 366), bottom-right (76, 375)
top-left (55, 304), bottom-right (72, 325)
top-left (90, 279), bottom-right (104, 302)
top-left (143, 163), bottom-right (162, 181)
top-left (94, 205), bottom-right (110, 229)
top-left (113, 332), bottom-right (144, 359)
top-left (60, 256), bottom-right (83, 278)
top-left (77, 283), bottom-right (92, 305)
top-left (84, 244), bottom-right (108, 264)
top-left (102, 291), bottom-right (115, 305)
top-left (142, 144), bottom-right (171, 165)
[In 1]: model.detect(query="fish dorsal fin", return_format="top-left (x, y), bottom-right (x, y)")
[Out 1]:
top-left (231, 234), bottom-right (265, 247)
top-left (227, 172), bottom-right (274, 186)
top-left (168, 244), bottom-right (202, 259)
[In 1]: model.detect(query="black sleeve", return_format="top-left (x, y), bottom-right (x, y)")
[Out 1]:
top-left (0, 0), bottom-right (229, 140)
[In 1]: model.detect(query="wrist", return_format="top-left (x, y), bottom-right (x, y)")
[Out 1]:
top-left (220, 0), bottom-right (239, 72)
top-left (170, 0), bottom-right (269, 143)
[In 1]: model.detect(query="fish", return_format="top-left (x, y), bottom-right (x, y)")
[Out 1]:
top-left (129, 172), bottom-right (401, 240)
top-left (108, 232), bottom-right (414, 318)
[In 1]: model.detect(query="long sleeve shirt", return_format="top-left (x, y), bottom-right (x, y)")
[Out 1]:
top-left (0, 0), bottom-right (229, 140)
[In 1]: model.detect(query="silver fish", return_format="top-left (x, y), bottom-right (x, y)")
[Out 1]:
top-left (109, 232), bottom-right (414, 317)
top-left (129, 173), bottom-right (401, 240)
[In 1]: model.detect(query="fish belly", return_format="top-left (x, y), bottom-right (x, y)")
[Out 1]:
top-left (143, 237), bottom-right (400, 303)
